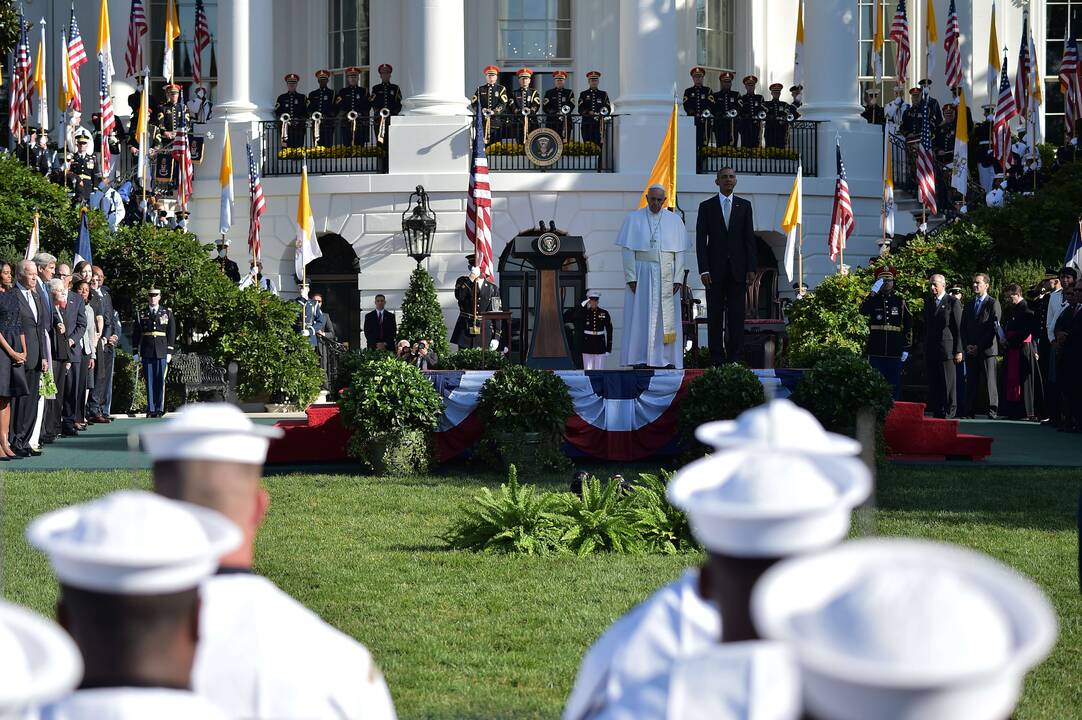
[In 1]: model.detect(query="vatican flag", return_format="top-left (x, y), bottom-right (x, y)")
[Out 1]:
top-left (162, 0), bottom-right (180, 82)
top-left (925, 0), bottom-right (938, 79)
top-left (638, 101), bottom-right (677, 209)
top-left (987, 2), bottom-right (1000, 105)
top-left (34, 20), bottom-right (48, 131)
top-left (794, 0), bottom-right (805, 87)
top-left (951, 89), bottom-right (970, 197)
top-left (780, 162), bottom-right (801, 283)
top-left (219, 121), bottom-right (234, 235)
top-left (883, 150), bottom-right (895, 238)
top-left (295, 162), bottom-right (322, 282)
top-left (97, 0), bottom-right (114, 82)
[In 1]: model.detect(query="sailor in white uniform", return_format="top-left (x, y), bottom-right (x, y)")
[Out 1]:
top-left (28, 490), bottom-right (240, 720)
top-left (139, 402), bottom-right (398, 720)
top-left (562, 400), bottom-right (867, 720)
top-left (0, 599), bottom-right (82, 718)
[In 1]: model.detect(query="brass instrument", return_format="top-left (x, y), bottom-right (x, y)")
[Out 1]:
top-left (521, 106), bottom-right (531, 143)
top-left (756, 109), bottom-right (767, 148)
top-left (561, 104), bottom-right (572, 138)
top-left (599, 105), bottom-right (610, 144)
top-left (481, 107), bottom-right (494, 143)
top-left (346, 110), bottom-right (359, 146)
top-left (378, 107), bottom-right (390, 144)
top-left (279, 114), bottom-right (290, 144)
top-left (701, 108), bottom-right (712, 119)
top-left (311, 111), bottom-right (322, 144)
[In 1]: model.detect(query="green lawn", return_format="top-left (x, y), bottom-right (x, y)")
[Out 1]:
top-left (3, 464), bottom-right (1081, 719)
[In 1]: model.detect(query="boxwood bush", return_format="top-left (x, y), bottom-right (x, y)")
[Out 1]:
top-left (679, 363), bottom-right (765, 457)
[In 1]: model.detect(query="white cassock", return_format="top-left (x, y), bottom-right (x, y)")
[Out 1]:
top-left (591, 642), bottom-right (800, 720)
top-left (194, 572), bottom-right (397, 720)
top-left (40, 688), bottom-right (230, 719)
top-left (616, 207), bottom-right (691, 368)
top-left (563, 569), bottom-right (719, 720)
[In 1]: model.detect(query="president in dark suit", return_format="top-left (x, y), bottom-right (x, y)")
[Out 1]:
top-left (59, 286), bottom-right (87, 435)
top-left (960, 273), bottom-right (1002, 418)
top-left (923, 273), bottom-right (964, 418)
top-left (10, 261), bottom-right (48, 456)
top-left (363, 294), bottom-right (397, 350)
top-left (696, 167), bottom-right (757, 365)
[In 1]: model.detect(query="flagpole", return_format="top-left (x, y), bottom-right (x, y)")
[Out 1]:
top-left (798, 223), bottom-right (804, 295)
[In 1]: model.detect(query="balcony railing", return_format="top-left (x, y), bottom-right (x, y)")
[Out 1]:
top-left (696, 118), bottom-right (820, 177)
top-left (260, 117), bottom-right (388, 176)
top-left (471, 113), bottom-right (616, 172)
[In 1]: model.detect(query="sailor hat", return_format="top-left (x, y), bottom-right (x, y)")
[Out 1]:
top-left (0, 601), bottom-right (82, 713)
top-left (694, 399), bottom-right (862, 455)
top-left (138, 402), bottom-right (283, 465)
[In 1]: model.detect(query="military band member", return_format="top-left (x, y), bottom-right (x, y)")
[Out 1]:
top-left (510, 68), bottom-right (542, 142)
top-left (918, 78), bottom-right (945, 128)
top-left (370, 63), bottom-right (402, 147)
top-left (68, 133), bottom-right (100, 205)
top-left (859, 266), bottom-right (912, 399)
top-left (861, 89), bottom-right (886, 126)
top-left (307, 69), bottom-right (336, 147)
top-left (972, 104), bottom-right (997, 192)
top-left (472, 65), bottom-right (509, 142)
top-left (275, 73), bottom-right (308, 149)
top-left (450, 254), bottom-right (501, 350)
top-left (132, 287), bottom-right (176, 418)
top-left (333, 67), bottom-right (369, 146)
top-left (564, 291), bottom-right (613, 371)
top-left (789, 84), bottom-right (804, 109)
top-left (578, 71), bottom-right (612, 145)
top-left (737, 75), bottom-right (765, 148)
top-left (543, 70), bottom-right (575, 141)
top-left (683, 67), bottom-right (714, 150)
top-left (712, 71), bottom-right (740, 148)
top-left (764, 82), bottom-right (798, 149)
top-left (156, 83), bottom-right (190, 147)
top-left (900, 87), bottom-right (925, 141)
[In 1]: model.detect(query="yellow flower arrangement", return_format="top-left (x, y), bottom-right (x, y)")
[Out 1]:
top-left (277, 145), bottom-right (386, 160)
top-left (483, 140), bottom-right (601, 158)
top-left (698, 146), bottom-right (800, 160)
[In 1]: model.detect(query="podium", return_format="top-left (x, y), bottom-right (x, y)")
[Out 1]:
top-left (511, 231), bottom-right (585, 369)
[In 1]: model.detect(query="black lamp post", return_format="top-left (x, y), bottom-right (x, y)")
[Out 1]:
top-left (402, 185), bottom-right (437, 265)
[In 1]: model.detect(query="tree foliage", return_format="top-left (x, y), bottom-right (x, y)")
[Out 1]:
top-left (679, 364), bottom-right (765, 457)
top-left (398, 265), bottom-right (449, 358)
top-left (0, 156), bottom-right (84, 263)
top-left (0, 2), bottom-right (21, 59)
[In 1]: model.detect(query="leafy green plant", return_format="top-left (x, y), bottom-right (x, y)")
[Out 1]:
top-left (626, 472), bottom-right (698, 554)
top-left (682, 346), bottom-right (712, 369)
top-left (477, 365), bottom-right (573, 473)
top-left (786, 271), bottom-right (871, 366)
top-left (790, 347), bottom-right (893, 439)
top-left (443, 465), bottom-right (568, 554)
top-left (0, 156), bottom-right (84, 263)
top-left (679, 363), bottom-right (765, 457)
top-left (111, 349), bottom-right (147, 415)
top-left (397, 265), bottom-right (449, 358)
top-left (331, 348), bottom-right (392, 397)
top-left (555, 476), bottom-right (641, 556)
top-left (988, 258), bottom-right (1049, 298)
top-left (442, 348), bottom-right (510, 370)
top-left (0, 3), bottom-right (20, 57)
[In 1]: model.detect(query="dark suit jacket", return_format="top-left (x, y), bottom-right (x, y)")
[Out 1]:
top-left (61, 293), bottom-right (87, 361)
top-left (960, 295), bottom-right (1001, 357)
top-left (13, 284), bottom-right (47, 370)
top-left (923, 294), bottom-right (964, 360)
top-left (695, 194), bottom-right (757, 283)
top-left (363, 309), bottom-right (396, 349)
top-left (96, 287), bottom-right (117, 339)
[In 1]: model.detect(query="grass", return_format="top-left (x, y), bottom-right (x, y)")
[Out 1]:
top-left (2, 463), bottom-right (1081, 719)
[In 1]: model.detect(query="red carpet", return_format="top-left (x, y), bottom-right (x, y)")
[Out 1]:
top-left (884, 401), bottom-right (993, 461)
top-left (266, 404), bottom-right (350, 464)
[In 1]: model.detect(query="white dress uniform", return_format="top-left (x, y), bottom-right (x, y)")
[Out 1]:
top-left (196, 571), bottom-right (397, 720)
top-left (40, 687), bottom-right (229, 719)
top-left (0, 600), bottom-right (82, 719)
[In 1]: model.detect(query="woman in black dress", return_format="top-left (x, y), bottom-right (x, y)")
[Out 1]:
top-left (0, 262), bottom-right (14, 292)
top-left (0, 286), bottom-right (28, 458)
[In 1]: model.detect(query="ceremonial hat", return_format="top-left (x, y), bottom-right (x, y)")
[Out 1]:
top-left (866, 89), bottom-right (881, 97)
top-left (377, 63), bottom-right (393, 74)
top-left (752, 538), bottom-right (1057, 720)
top-left (164, 83), bottom-right (180, 92)
top-left (586, 70), bottom-right (601, 79)
top-left (587, 290), bottom-right (600, 299)
top-left (789, 84), bottom-right (802, 92)
top-left (769, 82), bottom-right (783, 91)
top-left (720, 71), bottom-right (735, 81)
top-left (743, 74), bottom-right (758, 84)
top-left (1045, 267), bottom-right (1061, 279)
top-left (465, 253), bottom-right (477, 264)
top-left (148, 287), bottom-right (161, 295)
top-left (874, 266), bottom-right (897, 280)
top-left (345, 66), bottom-right (360, 76)
top-left (483, 65), bottom-right (500, 76)
top-left (315, 69), bottom-right (331, 79)
top-left (27, 490), bottom-right (242, 595)
top-left (0, 601), bottom-right (83, 712)
top-left (138, 402), bottom-right (283, 465)
top-left (284, 73), bottom-right (300, 83)
top-left (982, 103), bottom-right (996, 111)
top-left (690, 66), bottom-right (706, 77)
top-left (552, 70), bottom-right (568, 80)
top-left (517, 68), bottom-right (533, 78)
top-left (909, 87), bottom-right (923, 96)
top-left (694, 399), bottom-right (861, 456)
top-left (919, 77), bottom-right (933, 86)
top-left (948, 285), bottom-right (963, 295)
top-left (75, 134), bottom-right (89, 145)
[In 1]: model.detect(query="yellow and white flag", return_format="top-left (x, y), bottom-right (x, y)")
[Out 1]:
top-left (793, 0), bottom-right (805, 87)
top-left (951, 89), bottom-right (969, 196)
top-left (883, 146), bottom-right (895, 238)
top-left (638, 101), bottom-right (677, 209)
top-left (34, 20), bottom-right (48, 131)
top-left (780, 162), bottom-right (801, 283)
top-left (25, 213), bottom-right (40, 261)
top-left (136, 71), bottom-right (150, 186)
top-left (97, 0), bottom-right (114, 82)
top-left (987, 2), bottom-right (1000, 105)
top-left (872, 0), bottom-right (884, 83)
top-left (219, 121), bottom-right (234, 235)
top-left (162, 0), bottom-right (180, 82)
top-left (295, 162), bottom-right (322, 281)
top-left (925, 0), bottom-right (939, 79)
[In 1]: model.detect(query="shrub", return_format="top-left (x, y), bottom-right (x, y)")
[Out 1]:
top-left (555, 476), bottom-right (642, 556)
top-left (477, 365), bottom-right (573, 473)
top-left (397, 265), bottom-right (449, 359)
top-left (111, 349), bottom-right (147, 415)
top-left (679, 363), bottom-right (765, 457)
top-left (331, 348), bottom-right (392, 397)
top-left (790, 348), bottom-right (893, 438)
top-left (442, 348), bottom-right (510, 370)
top-left (626, 472), bottom-right (698, 554)
top-left (682, 346), bottom-right (711, 369)
top-left (0, 156), bottom-right (85, 263)
top-left (786, 271), bottom-right (870, 367)
top-left (988, 258), bottom-right (1048, 298)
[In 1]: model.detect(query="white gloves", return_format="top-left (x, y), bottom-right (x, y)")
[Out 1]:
top-left (489, 339), bottom-right (499, 351)
top-left (167, 354), bottom-right (172, 364)
top-left (470, 267), bottom-right (482, 282)
top-left (901, 351), bottom-right (909, 362)
top-left (303, 328), bottom-right (312, 337)
top-left (133, 354), bottom-right (140, 364)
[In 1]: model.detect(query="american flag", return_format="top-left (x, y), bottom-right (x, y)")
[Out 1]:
top-left (1015, 15), bottom-right (1032, 113)
top-left (172, 92), bottom-right (194, 204)
top-left (98, 60), bottom-right (116, 177)
top-left (828, 140), bottom-right (854, 262)
top-left (125, 0), bottom-right (148, 78)
top-left (994, 58), bottom-right (1018, 169)
top-left (890, 0), bottom-right (911, 87)
top-left (1060, 37), bottom-right (1082, 137)
top-left (8, 18), bottom-right (31, 139)
top-left (466, 116), bottom-right (495, 281)
top-left (67, 9), bottom-right (87, 111)
top-left (916, 97), bottom-right (938, 215)
top-left (944, 0), bottom-right (962, 89)
top-left (193, 0), bottom-right (211, 85)
top-left (247, 141), bottom-right (266, 263)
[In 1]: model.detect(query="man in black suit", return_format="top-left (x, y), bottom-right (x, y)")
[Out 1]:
top-left (86, 266), bottom-right (118, 423)
top-left (696, 167), bottom-right (757, 365)
top-left (960, 273), bottom-right (1002, 418)
top-left (43, 278), bottom-right (69, 443)
top-left (10, 261), bottom-right (49, 457)
top-left (363, 294), bottom-right (396, 351)
top-left (923, 273), bottom-right (964, 418)
top-left (60, 279), bottom-right (87, 436)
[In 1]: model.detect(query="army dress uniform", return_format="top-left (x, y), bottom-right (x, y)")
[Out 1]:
top-left (682, 67), bottom-right (714, 150)
top-left (132, 295), bottom-right (176, 418)
top-left (564, 294), bottom-right (613, 371)
top-left (335, 68), bottom-right (371, 146)
top-left (450, 255), bottom-right (501, 349)
top-left (510, 69), bottom-right (542, 142)
top-left (578, 72), bottom-right (612, 145)
top-left (155, 87), bottom-right (191, 148)
top-left (543, 71), bottom-right (575, 141)
top-left (859, 267), bottom-right (912, 399)
top-left (68, 139), bottom-right (101, 205)
top-left (737, 77), bottom-right (766, 148)
top-left (370, 64), bottom-right (402, 148)
top-left (307, 70), bottom-right (337, 147)
top-left (711, 72), bottom-right (740, 147)
top-left (764, 83), bottom-right (798, 149)
top-left (275, 74), bottom-right (308, 149)
top-left (472, 66), bottom-right (509, 142)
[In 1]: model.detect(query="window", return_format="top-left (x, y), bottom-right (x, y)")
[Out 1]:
top-left (498, 0), bottom-right (573, 63)
top-left (1045, 0), bottom-right (1082, 144)
top-left (148, 1), bottom-right (218, 98)
top-left (695, 0), bottom-right (734, 84)
top-left (329, 0), bottom-right (370, 90)
top-left (857, 0), bottom-right (897, 98)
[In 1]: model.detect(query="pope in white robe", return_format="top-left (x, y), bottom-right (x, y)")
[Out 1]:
top-left (616, 185), bottom-right (692, 368)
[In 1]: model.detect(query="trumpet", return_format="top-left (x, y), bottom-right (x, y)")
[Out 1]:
top-left (600, 106), bottom-right (611, 116)
top-left (785, 111), bottom-right (795, 122)
top-left (378, 107), bottom-right (390, 144)
top-left (482, 108), bottom-right (495, 118)
top-left (521, 106), bottom-right (531, 143)
top-left (279, 114), bottom-right (290, 143)
top-left (756, 109), bottom-right (767, 120)
top-left (726, 109), bottom-right (738, 118)
top-left (701, 109), bottom-right (713, 119)
top-left (311, 111), bottom-right (323, 144)
top-left (347, 110), bottom-right (358, 146)
top-left (560, 104), bottom-right (572, 115)
top-left (521, 106), bottom-right (531, 116)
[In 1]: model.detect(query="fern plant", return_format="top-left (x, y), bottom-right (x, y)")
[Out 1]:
top-left (626, 472), bottom-right (699, 554)
top-left (443, 465), bottom-right (567, 555)
top-left (555, 476), bottom-right (642, 556)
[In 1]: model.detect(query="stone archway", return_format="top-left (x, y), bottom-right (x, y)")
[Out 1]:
top-left (306, 234), bottom-right (362, 350)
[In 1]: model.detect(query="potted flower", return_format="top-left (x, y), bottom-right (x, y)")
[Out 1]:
top-left (476, 365), bottom-right (573, 475)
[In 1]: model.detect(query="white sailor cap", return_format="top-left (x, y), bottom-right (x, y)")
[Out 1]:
top-left (0, 601), bottom-right (82, 713)
top-left (587, 289), bottom-right (600, 299)
top-left (695, 399), bottom-right (861, 455)
top-left (137, 402), bottom-right (283, 465)
top-left (751, 539), bottom-right (1058, 720)
top-left (27, 490), bottom-right (242, 595)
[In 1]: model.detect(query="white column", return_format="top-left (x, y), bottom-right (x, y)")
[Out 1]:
top-left (616, 0), bottom-right (680, 115)
top-left (400, 0), bottom-right (469, 115)
top-left (215, 0), bottom-right (258, 122)
top-left (799, 0), bottom-right (862, 121)
top-left (248, 0), bottom-right (276, 119)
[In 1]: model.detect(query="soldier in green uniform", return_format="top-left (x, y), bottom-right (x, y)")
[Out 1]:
top-left (737, 75), bottom-right (765, 148)
top-left (68, 133), bottom-right (100, 205)
top-left (471, 65), bottom-right (509, 144)
top-left (307, 69), bottom-right (336, 147)
top-left (712, 71), bottom-right (740, 148)
top-left (275, 73), bottom-right (308, 149)
top-left (370, 63), bottom-right (402, 148)
top-left (764, 82), bottom-right (799, 149)
top-left (859, 266), bottom-right (912, 399)
top-left (334, 67), bottom-right (370, 146)
top-left (132, 288), bottom-right (177, 418)
top-left (543, 70), bottom-right (575, 141)
top-left (450, 254), bottom-right (501, 350)
top-left (578, 71), bottom-right (611, 145)
top-left (155, 83), bottom-right (190, 148)
top-left (682, 66), bottom-right (714, 151)
top-left (509, 68), bottom-right (541, 142)
top-left (563, 290), bottom-right (613, 370)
